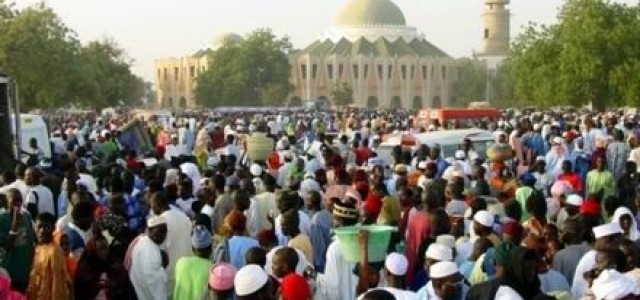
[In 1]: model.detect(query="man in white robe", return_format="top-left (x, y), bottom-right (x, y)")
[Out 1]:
top-left (571, 222), bottom-right (624, 298)
top-left (129, 216), bottom-right (168, 300)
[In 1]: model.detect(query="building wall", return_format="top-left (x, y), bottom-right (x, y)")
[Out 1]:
top-left (290, 53), bottom-right (458, 109)
top-left (155, 56), bottom-right (209, 109)
top-left (482, 1), bottom-right (510, 56)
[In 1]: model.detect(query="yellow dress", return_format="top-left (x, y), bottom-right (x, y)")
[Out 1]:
top-left (26, 243), bottom-right (70, 300)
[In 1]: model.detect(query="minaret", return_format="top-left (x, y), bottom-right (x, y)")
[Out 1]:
top-left (482, 0), bottom-right (510, 57)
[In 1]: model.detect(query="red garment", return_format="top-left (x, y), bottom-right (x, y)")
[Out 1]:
top-left (363, 195), bottom-right (383, 217)
top-left (211, 130), bottom-right (225, 149)
top-left (558, 173), bottom-right (583, 192)
top-left (267, 152), bottom-right (282, 171)
top-left (405, 211), bottom-right (430, 285)
top-left (355, 147), bottom-right (373, 166)
top-left (580, 199), bottom-right (602, 216)
top-left (280, 273), bottom-right (311, 300)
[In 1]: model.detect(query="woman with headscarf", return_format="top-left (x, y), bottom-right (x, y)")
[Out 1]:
top-left (74, 234), bottom-right (134, 299)
top-left (612, 207), bottom-right (640, 241)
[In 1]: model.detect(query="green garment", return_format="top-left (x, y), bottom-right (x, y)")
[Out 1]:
top-left (515, 186), bottom-right (534, 221)
top-left (0, 211), bottom-right (35, 284)
top-left (173, 256), bottom-right (213, 300)
top-left (98, 140), bottom-right (119, 163)
top-left (586, 170), bottom-right (616, 199)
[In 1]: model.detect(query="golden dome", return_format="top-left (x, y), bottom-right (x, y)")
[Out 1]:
top-left (335, 0), bottom-right (407, 27)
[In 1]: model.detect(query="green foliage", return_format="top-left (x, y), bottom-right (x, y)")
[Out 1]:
top-left (330, 81), bottom-right (354, 107)
top-left (0, 3), bottom-right (145, 110)
top-left (509, 0), bottom-right (640, 110)
top-left (452, 58), bottom-right (486, 106)
top-left (195, 29), bottom-right (292, 107)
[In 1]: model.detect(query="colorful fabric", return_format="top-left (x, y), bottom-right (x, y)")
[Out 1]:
top-left (26, 243), bottom-right (70, 300)
top-left (173, 256), bottom-right (212, 300)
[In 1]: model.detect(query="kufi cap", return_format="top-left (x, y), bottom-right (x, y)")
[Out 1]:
top-left (250, 164), bottom-right (263, 177)
top-left (593, 223), bottom-right (623, 239)
top-left (553, 136), bottom-right (564, 144)
top-left (474, 210), bottom-right (494, 227)
top-left (384, 252), bottom-right (408, 276)
top-left (394, 164), bottom-right (408, 173)
top-left (566, 194), bottom-right (584, 207)
top-left (455, 150), bottom-right (466, 160)
top-left (503, 221), bottom-right (524, 239)
top-left (280, 273), bottom-right (311, 300)
top-left (425, 243), bottom-right (453, 261)
top-left (592, 269), bottom-right (640, 300)
top-left (191, 225), bottom-right (212, 249)
top-left (147, 216), bottom-right (166, 228)
top-left (435, 234), bottom-right (456, 249)
top-left (533, 123), bottom-right (542, 131)
top-left (417, 161), bottom-right (428, 170)
top-left (209, 263), bottom-right (236, 291)
top-left (332, 203), bottom-right (359, 220)
top-left (429, 261), bottom-right (459, 279)
top-left (234, 264), bottom-right (269, 296)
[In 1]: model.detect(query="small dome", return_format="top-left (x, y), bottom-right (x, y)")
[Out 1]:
top-left (335, 0), bottom-right (407, 27)
top-left (212, 32), bottom-right (243, 50)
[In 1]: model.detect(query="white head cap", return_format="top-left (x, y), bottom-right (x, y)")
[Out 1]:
top-left (474, 210), bottom-right (494, 227)
top-left (385, 252), bottom-right (409, 276)
top-left (455, 150), bottom-right (466, 160)
top-left (417, 161), bottom-right (428, 170)
top-left (593, 223), bottom-right (623, 239)
top-left (566, 194), bottom-right (584, 207)
top-left (425, 243), bottom-right (453, 261)
top-left (429, 261), bottom-right (459, 279)
top-left (553, 136), bottom-right (565, 145)
top-left (234, 264), bottom-right (269, 296)
top-left (250, 164), bottom-right (263, 177)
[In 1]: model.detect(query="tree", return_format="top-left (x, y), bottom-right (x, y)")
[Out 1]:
top-left (195, 29), bottom-right (292, 107)
top-left (508, 0), bottom-right (640, 110)
top-left (451, 58), bottom-right (486, 107)
top-left (0, 3), bottom-right (81, 110)
top-left (330, 81), bottom-right (353, 107)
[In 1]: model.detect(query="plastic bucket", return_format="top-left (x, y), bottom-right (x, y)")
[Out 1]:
top-left (333, 225), bottom-right (395, 263)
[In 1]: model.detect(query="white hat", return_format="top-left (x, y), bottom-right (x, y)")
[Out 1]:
top-left (234, 264), bottom-right (269, 296)
top-left (436, 234), bottom-right (456, 249)
top-left (535, 156), bottom-right (545, 162)
top-left (592, 269), bottom-right (640, 300)
top-left (385, 252), bottom-right (408, 276)
top-left (566, 194), bottom-right (584, 207)
top-left (372, 134), bottom-right (381, 141)
top-left (147, 216), bottom-right (166, 228)
top-left (455, 150), bottom-right (466, 160)
top-left (474, 210), bottom-right (494, 227)
top-left (417, 161), bottom-right (428, 170)
top-left (533, 123), bottom-right (541, 131)
top-left (283, 151), bottom-right (294, 159)
top-left (429, 261), bottom-right (459, 279)
top-left (495, 286), bottom-right (525, 300)
top-left (553, 136), bottom-right (564, 144)
top-left (593, 223), bottom-right (623, 239)
top-left (250, 164), bottom-right (263, 177)
top-left (425, 243), bottom-right (453, 261)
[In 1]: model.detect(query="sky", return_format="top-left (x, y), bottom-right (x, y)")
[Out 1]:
top-left (14, 0), bottom-right (639, 81)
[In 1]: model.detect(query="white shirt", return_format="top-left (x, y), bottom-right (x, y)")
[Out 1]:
top-left (274, 210), bottom-right (311, 246)
top-left (0, 179), bottom-right (28, 200)
top-left (129, 236), bottom-right (167, 300)
top-left (318, 240), bottom-right (358, 300)
top-left (25, 185), bottom-right (55, 216)
top-left (246, 192), bottom-right (278, 237)
top-left (164, 144), bottom-right (187, 160)
top-left (161, 209), bottom-right (193, 293)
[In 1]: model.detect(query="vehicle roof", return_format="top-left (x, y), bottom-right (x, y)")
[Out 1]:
top-left (381, 128), bottom-right (493, 146)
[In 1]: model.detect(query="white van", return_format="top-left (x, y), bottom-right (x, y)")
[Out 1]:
top-left (376, 129), bottom-right (495, 166)
top-left (11, 114), bottom-right (51, 162)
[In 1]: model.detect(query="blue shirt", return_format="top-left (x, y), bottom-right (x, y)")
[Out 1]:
top-left (228, 235), bottom-right (260, 270)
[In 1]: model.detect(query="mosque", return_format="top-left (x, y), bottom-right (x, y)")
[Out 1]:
top-left (154, 0), bottom-right (510, 109)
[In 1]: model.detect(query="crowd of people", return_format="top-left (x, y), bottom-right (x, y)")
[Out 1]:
top-left (0, 108), bottom-right (639, 300)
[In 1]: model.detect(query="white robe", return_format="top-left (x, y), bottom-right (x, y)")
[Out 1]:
top-left (161, 209), bottom-right (193, 294)
top-left (571, 249), bottom-right (597, 298)
top-left (319, 240), bottom-right (358, 300)
top-left (129, 236), bottom-right (167, 300)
